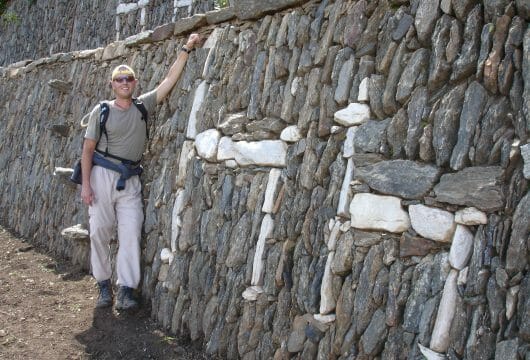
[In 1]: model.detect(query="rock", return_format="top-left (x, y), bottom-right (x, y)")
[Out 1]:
top-left (60, 224), bottom-right (89, 241)
top-left (262, 169), bottom-right (282, 214)
top-left (483, 15), bottom-right (511, 94)
top-left (349, 193), bottom-right (410, 233)
top-left (430, 269), bottom-right (458, 352)
top-left (522, 143), bottom-right (530, 179)
top-left (449, 81), bottom-right (488, 170)
top-left (415, 0), bottom-right (441, 44)
top-left (451, 5), bottom-right (483, 82)
top-left (506, 285), bottom-right (519, 320)
top-left (505, 192), bottom-right (530, 275)
top-left (160, 248), bottom-right (173, 264)
top-left (217, 137), bottom-right (288, 167)
top-left (454, 207), bottom-right (488, 225)
top-left (448, 225), bottom-right (474, 270)
top-left (433, 166), bottom-right (505, 211)
top-left (516, 0), bottom-right (530, 20)
top-left (405, 86), bottom-right (428, 159)
top-left (187, 80), bottom-right (209, 139)
top-left (218, 112), bottom-right (247, 136)
top-left (151, 23), bottom-right (174, 42)
top-left (334, 58), bottom-right (355, 105)
top-left (47, 79), bottom-right (72, 93)
top-left (358, 77), bottom-right (369, 102)
top-left (250, 214), bottom-right (274, 286)
top-left (354, 160), bottom-right (441, 200)
top-left (353, 119), bottom-right (390, 154)
top-left (205, 7), bottom-right (236, 24)
top-left (195, 129), bottom-right (220, 162)
top-left (396, 48), bottom-right (429, 104)
top-left (173, 14), bottom-right (207, 36)
top-left (386, 108), bottom-right (408, 159)
top-left (494, 338), bottom-right (519, 360)
top-left (433, 83), bottom-right (467, 167)
top-left (331, 232), bottom-right (355, 275)
top-left (287, 314), bottom-right (313, 353)
top-left (409, 204), bottom-right (456, 243)
top-left (337, 158), bottom-right (354, 218)
top-left (320, 251), bottom-right (336, 314)
top-left (428, 15), bottom-right (452, 91)
top-left (418, 343), bottom-right (447, 360)
top-left (280, 126), bottom-right (302, 142)
top-left (334, 103), bottom-right (371, 126)
top-left (242, 285), bottom-right (264, 301)
top-left (360, 308), bottom-right (388, 355)
top-left (399, 232), bottom-right (440, 257)
top-left (393, 14), bottom-right (414, 41)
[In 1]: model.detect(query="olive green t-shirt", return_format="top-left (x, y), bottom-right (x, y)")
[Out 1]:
top-left (85, 90), bottom-right (157, 163)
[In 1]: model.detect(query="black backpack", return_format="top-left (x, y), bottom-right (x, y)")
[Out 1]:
top-left (69, 98), bottom-right (148, 184)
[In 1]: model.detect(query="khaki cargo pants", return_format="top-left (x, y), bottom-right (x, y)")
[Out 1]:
top-left (88, 166), bottom-right (143, 288)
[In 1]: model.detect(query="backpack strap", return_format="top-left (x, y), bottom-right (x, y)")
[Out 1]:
top-left (96, 102), bottom-right (111, 157)
top-left (132, 98), bottom-right (149, 139)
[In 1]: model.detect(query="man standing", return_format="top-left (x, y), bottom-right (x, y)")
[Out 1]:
top-left (80, 33), bottom-right (201, 311)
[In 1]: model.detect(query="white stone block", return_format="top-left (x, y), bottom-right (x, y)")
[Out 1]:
top-left (262, 169), bottom-right (282, 213)
top-left (349, 193), bottom-right (410, 233)
top-left (319, 251), bottom-right (336, 314)
top-left (218, 137), bottom-right (287, 167)
top-left (337, 158), bottom-right (354, 218)
top-left (117, 3), bottom-right (138, 14)
top-left (448, 225), bottom-right (474, 270)
top-left (457, 267), bottom-right (468, 285)
top-left (314, 313), bottom-right (336, 324)
top-left (343, 126), bottom-right (357, 158)
top-left (160, 248), bottom-right (174, 264)
top-left (358, 77), bottom-right (369, 102)
top-left (521, 143), bottom-right (530, 179)
top-left (418, 343), bottom-right (446, 360)
top-left (334, 103), bottom-right (371, 126)
top-left (291, 77), bottom-right (301, 96)
top-left (430, 269), bottom-right (458, 353)
top-left (506, 285), bottom-right (520, 320)
top-left (280, 125), bottom-right (302, 142)
top-left (251, 214), bottom-right (274, 285)
top-left (455, 207), bottom-right (487, 225)
top-left (175, 141), bottom-right (195, 187)
top-left (138, 0), bottom-right (150, 7)
top-left (186, 80), bottom-right (209, 139)
top-left (327, 220), bottom-right (342, 251)
top-left (195, 129), bottom-right (220, 161)
top-left (171, 188), bottom-right (190, 252)
top-left (409, 204), bottom-right (456, 242)
top-left (242, 285), bottom-right (263, 301)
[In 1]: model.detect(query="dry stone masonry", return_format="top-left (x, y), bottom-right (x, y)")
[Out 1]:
top-left (1, 0), bottom-right (530, 359)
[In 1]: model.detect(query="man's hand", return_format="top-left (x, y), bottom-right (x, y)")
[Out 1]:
top-left (185, 33), bottom-right (201, 50)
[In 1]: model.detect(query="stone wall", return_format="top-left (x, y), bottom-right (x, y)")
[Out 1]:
top-left (0, 0), bottom-right (214, 66)
top-left (1, 0), bottom-right (530, 359)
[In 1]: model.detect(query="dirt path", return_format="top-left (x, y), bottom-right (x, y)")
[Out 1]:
top-left (0, 226), bottom-right (210, 360)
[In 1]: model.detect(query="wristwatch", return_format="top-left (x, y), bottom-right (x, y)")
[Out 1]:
top-left (181, 46), bottom-right (192, 54)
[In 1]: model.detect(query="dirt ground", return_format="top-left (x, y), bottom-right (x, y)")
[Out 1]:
top-left (0, 225), bottom-right (212, 360)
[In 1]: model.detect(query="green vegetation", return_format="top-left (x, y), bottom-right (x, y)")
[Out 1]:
top-left (215, 0), bottom-right (229, 9)
top-left (2, 10), bottom-right (20, 25)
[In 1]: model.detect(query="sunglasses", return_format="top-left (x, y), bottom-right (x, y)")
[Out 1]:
top-left (113, 75), bottom-right (135, 83)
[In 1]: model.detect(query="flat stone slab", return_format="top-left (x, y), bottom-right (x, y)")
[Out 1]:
top-left (433, 166), bottom-right (505, 211)
top-left (355, 160), bottom-right (441, 199)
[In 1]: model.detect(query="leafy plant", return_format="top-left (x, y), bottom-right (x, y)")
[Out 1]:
top-left (215, 0), bottom-right (229, 9)
top-left (1, 10), bottom-right (20, 25)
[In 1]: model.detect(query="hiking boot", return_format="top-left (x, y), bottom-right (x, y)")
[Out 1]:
top-left (96, 279), bottom-right (113, 308)
top-left (115, 286), bottom-right (139, 311)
